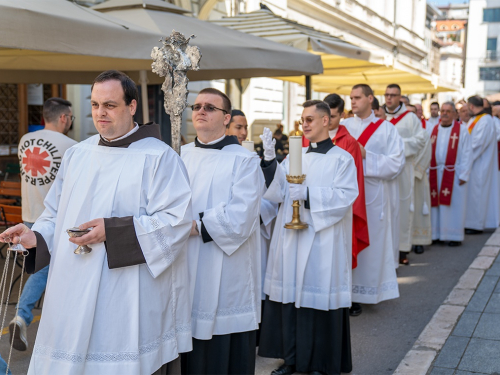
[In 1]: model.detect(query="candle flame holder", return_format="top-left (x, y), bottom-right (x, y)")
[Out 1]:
top-left (284, 174), bottom-right (309, 230)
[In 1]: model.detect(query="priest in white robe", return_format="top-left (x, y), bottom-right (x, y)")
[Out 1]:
top-left (426, 102), bottom-right (441, 133)
top-left (258, 100), bottom-right (358, 375)
top-left (383, 84), bottom-right (428, 265)
top-left (411, 127), bottom-right (432, 253)
top-left (430, 102), bottom-right (473, 245)
top-left (343, 84), bottom-right (405, 312)
top-left (483, 99), bottom-right (500, 219)
top-left (180, 88), bottom-right (264, 375)
top-left (0, 70), bottom-right (193, 375)
top-left (465, 96), bottom-right (500, 233)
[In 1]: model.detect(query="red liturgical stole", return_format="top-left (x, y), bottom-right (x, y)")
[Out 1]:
top-left (389, 111), bottom-right (410, 126)
top-left (429, 121), bottom-right (461, 207)
top-left (357, 119), bottom-right (384, 147)
top-left (421, 118), bottom-right (426, 129)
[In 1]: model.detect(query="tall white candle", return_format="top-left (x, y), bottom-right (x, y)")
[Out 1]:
top-left (288, 136), bottom-right (302, 176)
top-left (242, 140), bottom-right (254, 152)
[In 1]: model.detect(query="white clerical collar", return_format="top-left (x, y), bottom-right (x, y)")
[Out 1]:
top-left (198, 134), bottom-right (226, 145)
top-left (102, 123), bottom-right (139, 142)
top-left (328, 128), bottom-right (338, 139)
top-left (356, 110), bottom-right (376, 125)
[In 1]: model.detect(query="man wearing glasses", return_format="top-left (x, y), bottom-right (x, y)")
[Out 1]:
top-left (10, 97), bottom-right (77, 352)
top-left (180, 88), bottom-right (264, 374)
top-left (383, 84), bottom-right (429, 265)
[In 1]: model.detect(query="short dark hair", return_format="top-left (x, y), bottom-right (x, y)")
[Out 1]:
top-left (430, 101), bottom-right (440, 109)
top-left (198, 88), bottom-right (231, 114)
top-left (228, 109), bottom-right (245, 128)
top-left (303, 100), bottom-right (331, 117)
top-left (372, 97), bottom-right (380, 110)
top-left (467, 96), bottom-right (483, 108)
top-left (92, 70), bottom-right (138, 106)
top-left (43, 97), bottom-right (72, 124)
top-left (323, 93), bottom-right (345, 113)
top-left (387, 83), bottom-right (401, 93)
top-left (352, 84), bottom-right (374, 97)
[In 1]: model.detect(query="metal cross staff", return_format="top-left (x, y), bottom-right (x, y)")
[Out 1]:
top-left (151, 30), bottom-right (201, 155)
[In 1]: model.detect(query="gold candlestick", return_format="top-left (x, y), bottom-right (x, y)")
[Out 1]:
top-left (284, 174), bottom-right (309, 230)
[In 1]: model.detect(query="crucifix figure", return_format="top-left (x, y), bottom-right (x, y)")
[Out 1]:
top-left (152, 30), bottom-right (202, 154)
top-left (450, 133), bottom-right (459, 149)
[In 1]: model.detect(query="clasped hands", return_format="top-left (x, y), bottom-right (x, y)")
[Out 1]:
top-left (0, 218), bottom-right (107, 250)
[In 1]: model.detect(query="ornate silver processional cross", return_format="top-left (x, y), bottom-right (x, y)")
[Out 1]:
top-left (151, 30), bottom-right (201, 155)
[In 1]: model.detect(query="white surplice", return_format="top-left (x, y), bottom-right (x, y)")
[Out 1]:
top-left (412, 134), bottom-right (432, 245)
top-left (263, 147), bottom-right (358, 311)
top-left (465, 114), bottom-right (500, 230)
top-left (493, 116), bottom-right (500, 216)
top-left (181, 143), bottom-right (264, 340)
top-left (431, 124), bottom-right (473, 241)
top-left (426, 116), bottom-right (441, 135)
top-left (385, 104), bottom-right (428, 253)
top-left (260, 198), bottom-right (278, 300)
top-left (29, 136), bottom-right (193, 375)
top-left (343, 112), bottom-right (405, 304)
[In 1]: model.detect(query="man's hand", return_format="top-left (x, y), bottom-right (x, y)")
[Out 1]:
top-left (190, 220), bottom-right (199, 236)
top-left (69, 218), bottom-right (106, 246)
top-left (358, 143), bottom-right (366, 159)
top-left (0, 224), bottom-right (36, 248)
top-left (289, 183), bottom-right (308, 201)
top-left (260, 127), bottom-right (276, 161)
top-left (459, 179), bottom-right (466, 186)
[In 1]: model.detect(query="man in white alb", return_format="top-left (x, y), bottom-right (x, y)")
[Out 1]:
top-left (180, 88), bottom-right (264, 375)
top-left (259, 100), bottom-right (358, 375)
top-left (343, 84), bottom-right (405, 313)
top-left (383, 84), bottom-right (428, 265)
top-left (465, 95), bottom-right (499, 233)
top-left (429, 102), bottom-right (472, 245)
top-left (0, 70), bottom-right (193, 375)
top-left (427, 102), bottom-right (441, 132)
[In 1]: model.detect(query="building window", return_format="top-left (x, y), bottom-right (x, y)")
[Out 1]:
top-left (480, 67), bottom-right (500, 80)
top-left (488, 38), bottom-right (498, 51)
top-left (484, 8), bottom-right (500, 22)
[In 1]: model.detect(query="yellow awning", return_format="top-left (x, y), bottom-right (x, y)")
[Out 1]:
top-left (214, 10), bottom-right (460, 95)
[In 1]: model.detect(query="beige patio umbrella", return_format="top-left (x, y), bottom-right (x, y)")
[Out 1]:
top-left (0, 0), bottom-right (323, 84)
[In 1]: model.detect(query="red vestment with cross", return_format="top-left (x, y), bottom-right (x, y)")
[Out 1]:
top-left (429, 121), bottom-right (461, 207)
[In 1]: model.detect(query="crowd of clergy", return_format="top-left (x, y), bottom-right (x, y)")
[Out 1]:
top-left (0, 70), bottom-right (498, 375)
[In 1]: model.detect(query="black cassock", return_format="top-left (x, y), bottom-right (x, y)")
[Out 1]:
top-left (259, 297), bottom-right (352, 375)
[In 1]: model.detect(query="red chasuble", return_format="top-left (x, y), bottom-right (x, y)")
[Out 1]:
top-left (429, 121), bottom-right (461, 207)
top-left (302, 126), bottom-right (370, 268)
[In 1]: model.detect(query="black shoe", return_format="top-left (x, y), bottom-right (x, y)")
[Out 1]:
top-left (448, 241), bottom-right (462, 247)
top-left (309, 372), bottom-right (326, 375)
top-left (465, 228), bottom-right (483, 235)
top-left (399, 251), bottom-right (410, 266)
top-left (271, 364), bottom-right (296, 375)
top-left (414, 245), bottom-right (424, 254)
top-left (432, 239), bottom-right (444, 245)
top-left (349, 302), bottom-right (362, 316)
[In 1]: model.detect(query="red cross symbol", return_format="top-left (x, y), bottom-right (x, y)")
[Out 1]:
top-left (22, 147), bottom-right (50, 177)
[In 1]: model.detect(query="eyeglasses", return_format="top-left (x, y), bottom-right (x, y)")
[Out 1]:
top-left (191, 104), bottom-right (228, 114)
top-left (299, 115), bottom-right (330, 125)
top-left (384, 93), bottom-right (400, 98)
